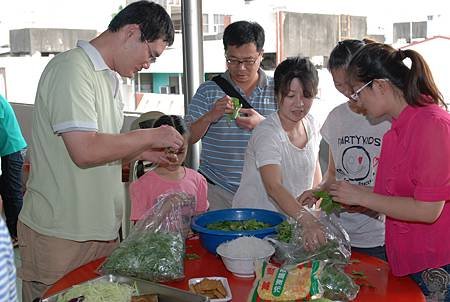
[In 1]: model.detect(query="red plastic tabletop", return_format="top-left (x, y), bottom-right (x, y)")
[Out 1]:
top-left (43, 237), bottom-right (425, 301)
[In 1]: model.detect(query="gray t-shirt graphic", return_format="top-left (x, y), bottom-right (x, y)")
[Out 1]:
top-left (321, 103), bottom-right (391, 248)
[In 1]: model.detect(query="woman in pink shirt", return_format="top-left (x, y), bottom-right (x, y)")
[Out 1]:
top-left (130, 115), bottom-right (209, 222)
top-left (329, 42), bottom-right (450, 301)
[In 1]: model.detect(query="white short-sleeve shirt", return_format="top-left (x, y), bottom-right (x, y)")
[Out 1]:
top-left (233, 112), bottom-right (321, 213)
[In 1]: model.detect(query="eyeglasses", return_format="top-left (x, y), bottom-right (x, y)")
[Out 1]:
top-left (225, 54), bottom-right (260, 67)
top-left (144, 40), bottom-right (157, 64)
top-left (350, 80), bottom-right (373, 102)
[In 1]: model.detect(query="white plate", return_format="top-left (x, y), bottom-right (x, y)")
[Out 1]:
top-left (188, 277), bottom-right (232, 302)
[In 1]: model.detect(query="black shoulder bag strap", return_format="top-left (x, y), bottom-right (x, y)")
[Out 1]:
top-left (212, 75), bottom-right (253, 109)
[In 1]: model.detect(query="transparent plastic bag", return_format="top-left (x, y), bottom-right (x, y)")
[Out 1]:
top-left (267, 207), bottom-right (351, 266)
top-left (248, 260), bottom-right (325, 302)
top-left (320, 263), bottom-right (360, 301)
top-left (101, 192), bottom-right (196, 282)
top-left (248, 260), bottom-right (359, 302)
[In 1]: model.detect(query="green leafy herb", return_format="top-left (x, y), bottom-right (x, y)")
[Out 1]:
top-left (351, 270), bottom-right (374, 288)
top-left (206, 219), bottom-right (270, 231)
top-left (313, 191), bottom-right (342, 215)
top-left (102, 232), bottom-right (184, 282)
top-left (185, 253), bottom-right (201, 260)
top-left (276, 220), bottom-right (293, 243)
top-left (320, 264), bottom-right (360, 301)
top-left (351, 270), bottom-right (366, 277)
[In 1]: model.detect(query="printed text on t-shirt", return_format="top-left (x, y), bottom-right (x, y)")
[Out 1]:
top-left (338, 135), bottom-right (381, 146)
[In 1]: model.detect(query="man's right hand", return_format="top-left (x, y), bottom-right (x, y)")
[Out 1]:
top-left (148, 125), bottom-right (184, 150)
top-left (188, 96), bottom-right (234, 144)
top-left (206, 96), bottom-right (233, 123)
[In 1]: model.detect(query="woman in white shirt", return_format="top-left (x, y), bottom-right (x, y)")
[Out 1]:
top-left (233, 56), bottom-right (322, 223)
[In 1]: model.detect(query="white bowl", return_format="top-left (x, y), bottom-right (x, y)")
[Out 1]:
top-left (216, 240), bottom-right (275, 278)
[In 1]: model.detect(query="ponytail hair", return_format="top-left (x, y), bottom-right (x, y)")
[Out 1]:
top-left (347, 43), bottom-right (446, 109)
top-left (327, 39), bottom-right (373, 71)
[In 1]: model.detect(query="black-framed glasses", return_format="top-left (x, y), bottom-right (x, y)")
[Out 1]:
top-left (225, 54), bottom-right (260, 67)
top-left (144, 40), bottom-right (157, 64)
top-left (350, 79), bottom-right (373, 102)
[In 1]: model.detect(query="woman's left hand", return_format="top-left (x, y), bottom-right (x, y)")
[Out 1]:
top-left (329, 181), bottom-right (367, 207)
top-left (297, 210), bottom-right (327, 251)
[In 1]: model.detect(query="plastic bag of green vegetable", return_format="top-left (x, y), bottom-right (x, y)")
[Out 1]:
top-left (101, 192), bottom-right (196, 282)
top-left (267, 208), bottom-right (351, 266)
top-left (227, 97), bottom-right (242, 126)
top-left (320, 263), bottom-right (360, 301)
top-left (248, 260), bottom-right (359, 301)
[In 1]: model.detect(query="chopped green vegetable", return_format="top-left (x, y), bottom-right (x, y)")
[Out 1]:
top-left (320, 264), bottom-right (360, 301)
top-left (206, 219), bottom-right (270, 231)
top-left (351, 270), bottom-right (374, 288)
top-left (276, 220), bottom-right (349, 263)
top-left (313, 191), bottom-right (342, 215)
top-left (351, 270), bottom-right (366, 277)
top-left (102, 232), bottom-right (184, 282)
top-left (227, 97), bottom-right (242, 124)
top-left (57, 280), bottom-right (136, 302)
top-left (276, 220), bottom-right (293, 243)
top-left (185, 253), bottom-right (201, 260)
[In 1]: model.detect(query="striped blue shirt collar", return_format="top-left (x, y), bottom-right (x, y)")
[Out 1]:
top-left (222, 68), bottom-right (269, 88)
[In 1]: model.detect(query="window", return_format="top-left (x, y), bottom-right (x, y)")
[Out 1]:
top-left (213, 14), bottom-right (225, 33)
top-left (160, 86), bottom-right (170, 94)
top-left (202, 14), bottom-right (209, 34)
top-left (135, 73), bottom-right (153, 93)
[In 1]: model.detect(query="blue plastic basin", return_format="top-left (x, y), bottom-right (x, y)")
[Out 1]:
top-left (191, 208), bottom-right (286, 254)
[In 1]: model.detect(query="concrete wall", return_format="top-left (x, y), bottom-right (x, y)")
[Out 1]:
top-left (11, 102), bottom-right (139, 160)
top-left (10, 28), bottom-right (97, 55)
top-left (393, 22), bottom-right (427, 43)
top-left (282, 12), bottom-right (367, 59)
top-left (0, 56), bottom-right (51, 104)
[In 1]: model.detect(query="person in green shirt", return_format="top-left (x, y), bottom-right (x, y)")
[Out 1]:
top-left (17, 1), bottom-right (183, 301)
top-left (0, 94), bottom-right (27, 248)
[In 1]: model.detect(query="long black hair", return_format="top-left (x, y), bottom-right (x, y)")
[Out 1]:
top-left (327, 39), bottom-right (373, 71)
top-left (347, 43), bottom-right (446, 108)
top-left (153, 115), bottom-right (189, 136)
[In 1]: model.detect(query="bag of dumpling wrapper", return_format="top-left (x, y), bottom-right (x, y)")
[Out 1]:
top-left (248, 260), bottom-right (325, 301)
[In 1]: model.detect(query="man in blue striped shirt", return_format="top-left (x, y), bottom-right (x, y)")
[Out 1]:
top-left (0, 215), bottom-right (17, 302)
top-left (186, 21), bottom-right (277, 209)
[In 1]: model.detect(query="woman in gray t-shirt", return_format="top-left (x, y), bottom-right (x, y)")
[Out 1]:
top-left (298, 40), bottom-right (391, 261)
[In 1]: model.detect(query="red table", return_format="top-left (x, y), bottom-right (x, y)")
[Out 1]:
top-left (44, 238), bottom-right (425, 301)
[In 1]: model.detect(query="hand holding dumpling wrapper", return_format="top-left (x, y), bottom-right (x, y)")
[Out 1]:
top-left (227, 97), bottom-right (242, 125)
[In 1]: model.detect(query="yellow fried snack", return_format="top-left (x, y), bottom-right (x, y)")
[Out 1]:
top-left (190, 278), bottom-right (227, 299)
